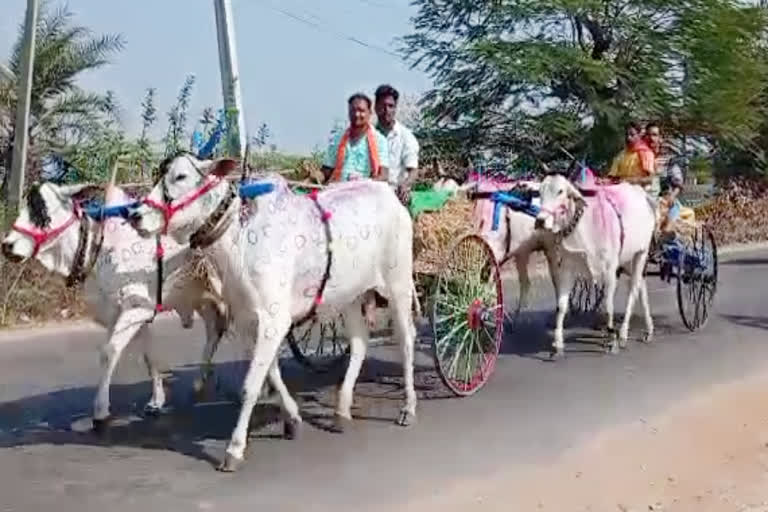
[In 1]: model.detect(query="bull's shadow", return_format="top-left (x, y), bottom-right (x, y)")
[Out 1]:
top-left (500, 306), bottom-right (683, 361)
top-left (0, 354), bottom-right (440, 467)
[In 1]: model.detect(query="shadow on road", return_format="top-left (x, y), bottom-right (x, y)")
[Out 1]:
top-left (721, 314), bottom-right (768, 331)
top-left (500, 307), bottom-right (684, 361)
top-left (0, 355), bottom-right (442, 468)
top-left (720, 257), bottom-right (768, 267)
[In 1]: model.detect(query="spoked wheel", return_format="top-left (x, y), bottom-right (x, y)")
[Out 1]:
top-left (568, 275), bottom-right (605, 317)
top-left (677, 226), bottom-right (718, 331)
top-left (286, 314), bottom-right (350, 373)
top-left (431, 234), bottom-right (504, 396)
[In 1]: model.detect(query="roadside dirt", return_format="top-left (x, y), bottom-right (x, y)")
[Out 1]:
top-left (400, 367), bottom-right (768, 512)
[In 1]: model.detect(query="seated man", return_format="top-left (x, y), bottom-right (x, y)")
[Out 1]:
top-left (607, 121), bottom-right (657, 194)
top-left (320, 93), bottom-right (390, 329)
top-left (321, 92), bottom-right (390, 183)
top-left (657, 166), bottom-right (696, 241)
top-left (373, 84), bottom-right (420, 205)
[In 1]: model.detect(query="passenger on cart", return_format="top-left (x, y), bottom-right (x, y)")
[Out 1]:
top-left (373, 84), bottom-right (421, 205)
top-left (644, 122), bottom-right (696, 241)
top-left (320, 92), bottom-right (390, 184)
top-left (320, 92), bottom-right (391, 329)
top-left (606, 121), bottom-right (658, 195)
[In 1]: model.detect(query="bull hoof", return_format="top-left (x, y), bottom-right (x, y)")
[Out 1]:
top-left (193, 376), bottom-right (216, 403)
top-left (143, 404), bottom-right (163, 417)
top-left (217, 453), bottom-right (244, 473)
top-left (642, 331), bottom-right (654, 344)
top-left (549, 347), bottom-right (565, 361)
top-left (92, 416), bottom-right (112, 434)
top-left (395, 410), bottom-right (416, 427)
top-left (329, 414), bottom-right (352, 434)
top-left (283, 418), bottom-right (302, 440)
top-left (606, 340), bottom-right (620, 355)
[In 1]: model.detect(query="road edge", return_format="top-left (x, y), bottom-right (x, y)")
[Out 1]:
top-left (1, 240), bottom-right (766, 343)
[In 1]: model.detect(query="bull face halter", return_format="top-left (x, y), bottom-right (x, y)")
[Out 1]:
top-left (142, 173), bottom-right (223, 236)
top-left (11, 208), bottom-right (81, 259)
top-left (10, 200), bottom-right (105, 287)
top-left (139, 156), bottom-right (231, 314)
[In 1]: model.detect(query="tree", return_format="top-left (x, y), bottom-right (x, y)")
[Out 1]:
top-left (163, 74), bottom-right (196, 157)
top-left (0, 1), bottom-right (125, 191)
top-left (250, 122), bottom-right (272, 151)
top-left (402, 0), bottom-right (768, 173)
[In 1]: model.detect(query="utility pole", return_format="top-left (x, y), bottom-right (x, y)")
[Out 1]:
top-left (6, 0), bottom-right (38, 226)
top-left (213, 0), bottom-right (247, 159)
top-left (0, 63), bottom-right (14, 82)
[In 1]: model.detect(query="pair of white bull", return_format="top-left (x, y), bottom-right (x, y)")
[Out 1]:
top-left (1, 155), bottom-right (655, 471)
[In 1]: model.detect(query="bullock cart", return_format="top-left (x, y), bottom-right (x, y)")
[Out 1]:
top-left (555, 170), bottom-right (719, 333)
top-left (428, 186), bottom-right (542, 396)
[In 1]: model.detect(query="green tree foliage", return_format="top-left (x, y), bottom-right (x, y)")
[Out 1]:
top-left (402, 0), bottom-right (768, 173)
top-left (0, 0), bottom-right (125, 190)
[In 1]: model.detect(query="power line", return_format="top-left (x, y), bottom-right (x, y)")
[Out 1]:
top-left (258, 1), bottom-right (403, 60)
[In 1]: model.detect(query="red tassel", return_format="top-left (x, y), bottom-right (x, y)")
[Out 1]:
top-left (155, 303), bottom-right (164, 313)
top-left (156, 244), bottom-right (165, 259)
top-left (309, 188), bottom-right (318, 200)
top-left (321, 210), bottom-right (332, 222)
top-left (314, 294), bottom-right (323, 306)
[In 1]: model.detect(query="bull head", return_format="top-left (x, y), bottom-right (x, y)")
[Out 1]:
top-left (535, 174), bottom-right (586, 233)
top-left (1, 182), bottom-right (101, 271)
top-left (128, 154), bottom-right (239, 244)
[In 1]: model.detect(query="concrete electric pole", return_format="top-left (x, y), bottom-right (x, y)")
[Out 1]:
top-left (6, 0), bottom-right (38, 226)
top-left (213, 0), bottom-right (247, 159)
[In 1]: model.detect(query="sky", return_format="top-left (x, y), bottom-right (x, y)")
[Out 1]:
top-left (0, 0), bottom-right (432, 154)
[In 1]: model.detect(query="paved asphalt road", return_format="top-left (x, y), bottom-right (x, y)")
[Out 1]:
top-left (0, 248), bottom-right (766, 511)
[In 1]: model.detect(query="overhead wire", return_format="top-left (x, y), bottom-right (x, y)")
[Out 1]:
top-left (257, 0), bottom-right (404, 60)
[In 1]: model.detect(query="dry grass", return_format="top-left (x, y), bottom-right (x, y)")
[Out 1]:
top-left (413, 197), bottom-right (475, 275)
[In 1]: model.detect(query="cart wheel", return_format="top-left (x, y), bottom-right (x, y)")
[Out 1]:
top-left (568, 275), bottom-right (605, 317)
top-left (431, 234), bottom-right (504, 396)
top-left (677, 226), bottom-right (718, 331)
top-left (286, 314), bottom-right (350, 373)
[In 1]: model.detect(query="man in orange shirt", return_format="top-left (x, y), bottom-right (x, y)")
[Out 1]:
top-left (607, 121), bottom-right (656, 191)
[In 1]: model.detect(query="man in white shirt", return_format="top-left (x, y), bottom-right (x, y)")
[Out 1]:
top-left (374, 84), bottom-right (420, 204)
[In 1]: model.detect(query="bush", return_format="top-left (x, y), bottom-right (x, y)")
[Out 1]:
top-left (695, 177), bottom-right (768, 245)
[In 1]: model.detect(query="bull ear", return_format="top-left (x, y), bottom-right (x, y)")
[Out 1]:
top-left (567, 184), bottom-right (587, 209)
top-left (207, 158), bottom-right (240, 177)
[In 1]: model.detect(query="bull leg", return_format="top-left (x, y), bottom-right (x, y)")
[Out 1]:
top-left (193, 300), bottom-right (228, 401)
top-left (619, 251), bottom-right (651, 348)
top-left (551, 264), bottom-right (574, 359)
top-left (638, 275), bottom-right (654, 344)
top-left (602, 267), bottom-right (619, 354)
top-left (220, 309), bottom-right (290, 472)
top-left (392, 284), bottom-right (417, 427)
top-left (140, 325), bottom-right (167, 415)
top-left (331, 302), bottom-right (369, 433)
top-left (93, 308), bottom-right (154, 429)
top-left (266, 358), bottom-right (303, 440)
top-left (515, 253), bottom-right (531, 313)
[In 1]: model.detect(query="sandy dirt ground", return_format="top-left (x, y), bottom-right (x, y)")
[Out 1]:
top-left (399, 368), bottom-right (768, 512)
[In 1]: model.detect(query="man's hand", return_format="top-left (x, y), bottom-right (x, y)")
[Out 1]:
top-left (320, 166), bottom-right (333, 184)
top-left (395, 183), bottom-right (411, 206)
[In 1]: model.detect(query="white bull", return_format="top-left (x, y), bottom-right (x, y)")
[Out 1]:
top-left (468, 177), bottom-right (560, 315)
top-left (129, 154), bottom-right (417, 472)
top-left (534, 174), bottom-right (656, 357)
top-left (0, 182), bottom-right (285, 428)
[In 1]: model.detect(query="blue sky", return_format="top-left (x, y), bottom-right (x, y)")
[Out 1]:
top-left (0, 0), bottom-right (432, 154)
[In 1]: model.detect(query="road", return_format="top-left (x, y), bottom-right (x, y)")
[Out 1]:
top-left (0, 248), bottom-right (766, 511)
